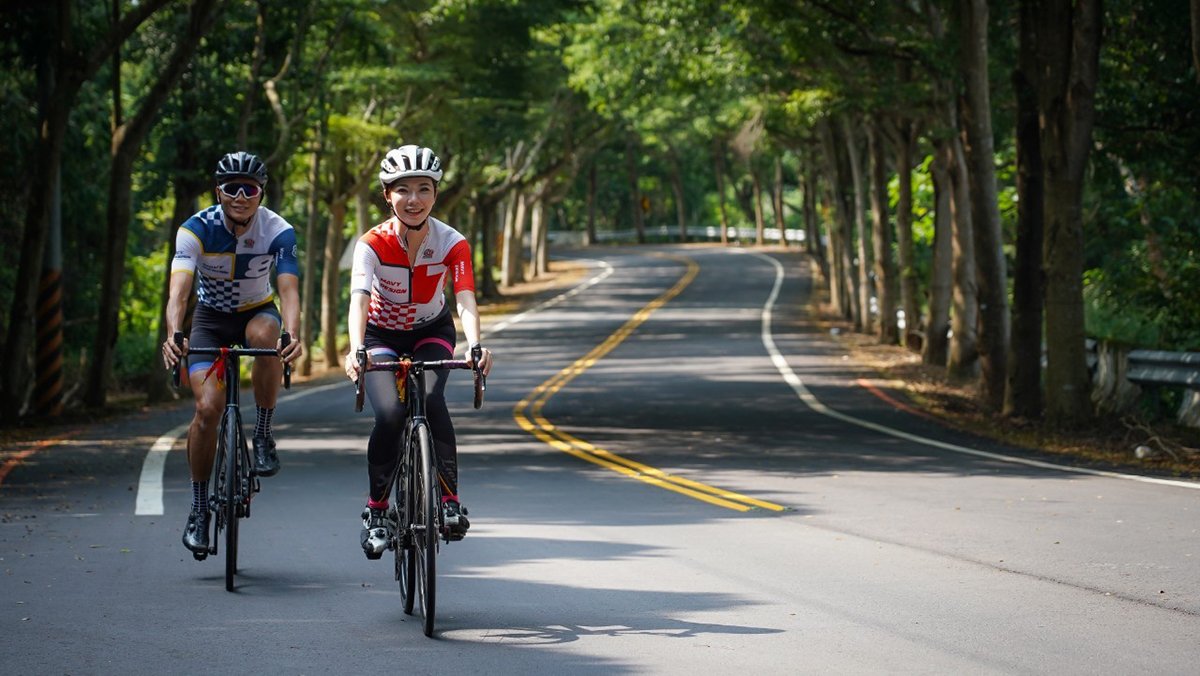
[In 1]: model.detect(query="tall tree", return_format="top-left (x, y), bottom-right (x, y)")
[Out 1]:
top-left (1, 0), bottom-right (175, 417)
top-left (955, 0), bottom-right (1009, 411)
top-left (1035, 0), bottom-right (1102, 425)
top-left (1005, 0), bottom-right (1045, 418)
top-left (86, 0), bottom-right (223, 407)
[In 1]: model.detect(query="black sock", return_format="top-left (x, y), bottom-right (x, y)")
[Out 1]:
top-left (255, 406), bottom-right (274, 439)
top-left (192, 481), bottom-right (208, 513)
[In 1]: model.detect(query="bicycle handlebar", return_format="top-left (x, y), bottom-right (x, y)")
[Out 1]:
top-left (354, 347), bottom-right (485, 412)
top-left (171, 330), bottom-right (293, 390)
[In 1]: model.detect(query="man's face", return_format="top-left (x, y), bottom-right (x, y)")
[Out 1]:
top-left (216, 179), bottom-right (264, 224)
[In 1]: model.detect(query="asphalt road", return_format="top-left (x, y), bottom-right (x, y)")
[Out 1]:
top-left (2, 244), bottom-right (1197, 675)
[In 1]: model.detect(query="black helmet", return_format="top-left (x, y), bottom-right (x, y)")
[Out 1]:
top-left (215, 151), bottom-right (268, 184)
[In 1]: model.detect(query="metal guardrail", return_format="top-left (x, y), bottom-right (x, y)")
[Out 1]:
top-left (1125, 350), bottom-right (1200, 390)
top-left (548, 226), bottom-right (807, 245)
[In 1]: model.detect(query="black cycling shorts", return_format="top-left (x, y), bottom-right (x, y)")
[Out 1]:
top-left (187, 302), bottom-right (281, 375)
top-left (364, 309), bottom-right (456, 360)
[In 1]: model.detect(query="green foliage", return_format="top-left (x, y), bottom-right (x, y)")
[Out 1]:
top-left (4, 0), bottom-right (1200, 415)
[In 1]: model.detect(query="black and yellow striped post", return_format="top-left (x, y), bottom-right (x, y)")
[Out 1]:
top-left (35, 166), bottom-right (64, 417)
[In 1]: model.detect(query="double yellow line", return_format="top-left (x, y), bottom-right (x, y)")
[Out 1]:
top-left (513, 254), bottom-right (786, 513)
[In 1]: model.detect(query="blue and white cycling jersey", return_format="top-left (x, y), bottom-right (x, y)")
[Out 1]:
top-left (171, 205), bottom-right (300, 312)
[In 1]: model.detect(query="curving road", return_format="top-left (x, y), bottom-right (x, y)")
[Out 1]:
top-left (2, 245), bottom-right (1197, 674)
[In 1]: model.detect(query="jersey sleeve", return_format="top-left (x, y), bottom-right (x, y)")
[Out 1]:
top-left (350, 239), bottom-right (377, 296)
top-left (171, 220), bottom-right (203, 274)
top-left (270, 227), bottom-right (300, 277)
top-left (446, 239), bottom-right (476, 294)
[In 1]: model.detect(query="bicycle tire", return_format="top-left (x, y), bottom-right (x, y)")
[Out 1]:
top-left (395, 460), bottom-right (415, 615)
top-left (414, 422), bottom-right (437, 636)
top-left (223, 411), bottom-right (240, 592)
top-left (210, 416), bottom-right (229, 559)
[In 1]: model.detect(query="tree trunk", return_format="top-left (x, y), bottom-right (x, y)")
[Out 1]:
top-left (843, 117), bottom-right (872, 334)
top-left (947, 131), bottom-right (979, 380)
top-left (528, 195), bottom-right (546, 279)
top-left (477, 197), bottom-right (499, 298)
top-left (501, 191), bottom-right (527, 287)
top-left (868, 121), bottom-right (898, 345)
top-left (713, 140), bottom-right (731, 245)
top-left (626, 134), bottom-right (645, 244)
top-left (957, 0), bottom-right (1009, 411)
top-left (818, 118), bottom-right (857, 321)
top-left (149, 79), bottom-right (204, 404)
top-left (668, 147), bottom-right (688, 243)
top-left (924, 142), bottom-right (954, 367)
top-left (893, 120), bottom-right (920, 351)
top-left (87, 0), bottom-right (222, 407)
top-left (1037, 0), bottom-right (1102, 426)
top-left (299, 138), bottom-right (323, 376)
top-left (1192, 0), bottom-right (1200, 82)
top-left (803, 169), bottom-right (828, 282)
top-left (772, 155), bottom-right (786, 246)
top-left (1005, 0), bottom-right (1046, 418)
top-left (356, 188), bottom-right (371, 237)
top-left (585, 163), bottom-right (597, 246)
top-left (750, 160), bottom-right (766, 246)
top-left (322, 199), bottom-right (345, 370)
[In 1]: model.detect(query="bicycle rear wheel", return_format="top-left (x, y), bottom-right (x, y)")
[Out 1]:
top-left (413, 422), bottom-right (437, 636)
top-left (223, 411), bottom-right (240, 592)
top-left (394, 464), bottom-right (415, 615)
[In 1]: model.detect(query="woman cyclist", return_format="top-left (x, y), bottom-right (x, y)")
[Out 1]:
top-left (344, 144), bottom-right (494, 559)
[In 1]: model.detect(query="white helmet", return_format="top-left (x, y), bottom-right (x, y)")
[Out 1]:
top-left (379, 144), bottom-right (443, 188)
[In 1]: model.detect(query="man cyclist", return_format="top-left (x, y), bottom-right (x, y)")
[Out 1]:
top-left (161, 151), bottom-right (304, 557)
top-left (343, 144), bottom-right (493, 559)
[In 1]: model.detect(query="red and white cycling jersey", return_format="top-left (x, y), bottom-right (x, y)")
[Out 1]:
top-left (350, 216), bottom-right (476, 330)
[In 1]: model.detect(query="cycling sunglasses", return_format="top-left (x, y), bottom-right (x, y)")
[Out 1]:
top-left (218, 182), bottom-right (263, 199)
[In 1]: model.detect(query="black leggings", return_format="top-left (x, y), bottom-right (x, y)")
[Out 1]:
top-left (363, 317), bottom-right (459, 503)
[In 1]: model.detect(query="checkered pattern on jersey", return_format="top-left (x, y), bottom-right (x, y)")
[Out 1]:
top-left (368, 294), bottom-right (419, 330)
top-left (198, 275), bottom-right (242, 312)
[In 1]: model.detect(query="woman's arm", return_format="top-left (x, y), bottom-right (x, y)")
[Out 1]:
top-left (455, 289), bottom-right (492, 376)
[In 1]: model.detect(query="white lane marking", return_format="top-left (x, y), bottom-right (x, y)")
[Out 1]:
top-left (486, 260), bottom-right (613, 335)
top-left (744, 250), bottom-right (1200, 491)
top-left (137, 261), bottom-right (612, 515)
top-left (135, 423), bottom-right (189, 515)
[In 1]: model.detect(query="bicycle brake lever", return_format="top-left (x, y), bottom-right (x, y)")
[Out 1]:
top-left (171, 331), bottom-right (184, 388)
top-left (280, 331), bottom-right (292, 389)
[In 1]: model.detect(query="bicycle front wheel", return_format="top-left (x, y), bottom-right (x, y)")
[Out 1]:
top-left (413, 422), bottom-right (438, 636)
top-left (395, 462), bottom-right (415, 615)
top-left (223, 411), bottom-right (240, 592)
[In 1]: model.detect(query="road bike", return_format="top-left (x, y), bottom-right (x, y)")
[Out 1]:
top-left (173, 331), bottom-right (291, 591)
top-left (354, 345), bottom-right (484, 636)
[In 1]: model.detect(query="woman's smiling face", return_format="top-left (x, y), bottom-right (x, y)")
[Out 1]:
top-left (386, 176), bottom-right (438, 227)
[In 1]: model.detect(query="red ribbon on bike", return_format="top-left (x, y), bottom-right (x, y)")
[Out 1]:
top-left (395, 359), bottom-right (411, 402)
top-left (202, 347), bottom-right (231, 388)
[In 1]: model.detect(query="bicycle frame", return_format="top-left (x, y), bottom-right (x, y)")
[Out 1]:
top-left (353, 347), bottom-right (482, 635)
top-left (172, 331), bottom-right (290, 591)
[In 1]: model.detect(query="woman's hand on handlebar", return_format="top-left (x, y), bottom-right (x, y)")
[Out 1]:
top-left (344, 350), bottom-right (362, 382)
top-left (468, 344), bottom-right (493, 376)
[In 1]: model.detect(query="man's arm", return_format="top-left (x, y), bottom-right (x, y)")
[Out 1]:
top-left (162, 271), bottom-right (193, 369)
top-left (276, 272), bottom-right (304, 363)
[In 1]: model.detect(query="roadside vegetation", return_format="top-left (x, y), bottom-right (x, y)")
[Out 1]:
top-left (1, 1), bottom-right (1197, 467)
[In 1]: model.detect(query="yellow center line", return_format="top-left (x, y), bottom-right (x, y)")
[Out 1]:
top-left (513, 253), bottom-right (787, 513)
